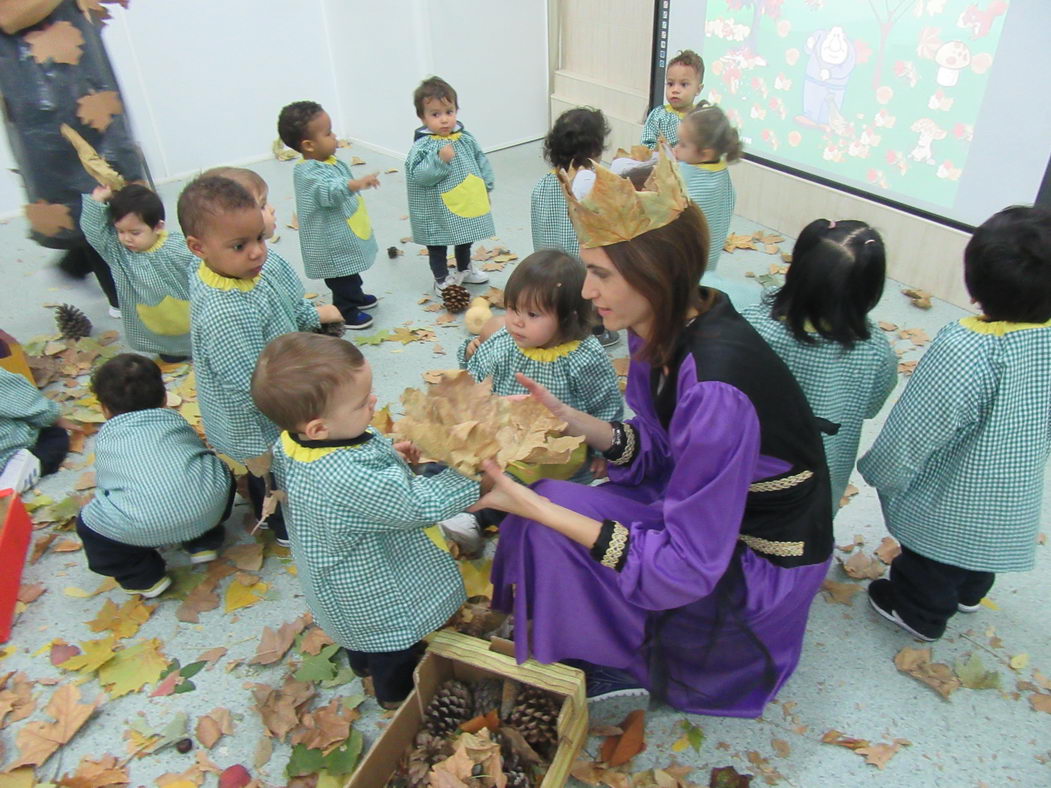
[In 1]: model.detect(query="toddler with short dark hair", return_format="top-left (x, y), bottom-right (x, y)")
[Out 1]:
top-left (642, 49), bottom-right (705, 148)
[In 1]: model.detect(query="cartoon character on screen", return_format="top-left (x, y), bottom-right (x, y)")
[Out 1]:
top-left (799, 26), bottom-right (856, 127)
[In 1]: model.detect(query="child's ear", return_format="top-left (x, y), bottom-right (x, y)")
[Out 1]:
top-left (300, 138), bottom-right (315, 155)
top-left (155, 219), bottom-right (166, 232)
top-left (185, 235), bottom-right (206, 259)
top-left (300, 417), bottom-right (328, 440)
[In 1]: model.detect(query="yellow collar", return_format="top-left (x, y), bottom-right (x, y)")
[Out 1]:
top-left (664, 104), bottom-right (692, 118)
top-left (432, 131), bottom-right (462, 141)
top-left (143, 230), bottom-right (169, 254)
top-left (690, 160), bottom-right (728, 172)
top-left (518, 339), bottom-right (580, 362)
top-left (196, 261), bottom-right (259, 291)
top-left (961, 315), bottom-right (1051, 336)
top-left (281, 430), bottom-right (373, 462)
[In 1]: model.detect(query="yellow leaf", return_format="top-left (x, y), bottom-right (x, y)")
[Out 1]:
top-left (225, 579), bottom-right (269, 613)
top-left (98, 639), bottom-right (168, 698)
top-left (1010, 653), bottom-right (1030, 671)
top-left (980, 597), bottom-right (999, 610)
top-left (87, 598), bottom-right (153, 639)
top-left (62, 578), bottom-right (117, 598)
top-left (459, 558), bottom-right (493, 599)
top-left (58, 636), bottom-right (117, 675)
top-left (0, 644), bottom-right (15, 661)
top-left (0, 766), bottom-right (36, 788)
top-left (672, 734), bottom-right (691, 752)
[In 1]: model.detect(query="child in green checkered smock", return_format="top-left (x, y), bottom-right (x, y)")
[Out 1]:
top-left (253, 333), bottom-right (477, 707)
top-left (457, 251), bottom-right (623, 485)
top-left (859, 206), bottom-right (1051, 642)
top-left (741, 219), bottom-right (897, 511)
top-left (80, 186), bottom-right (196, 359)
top-left (0, 368), bottom-right (70, 493)
top-left (179, 174), bottom-right (344, 545)
top-left (76, 354), bottom-right (234, 597)
top-left (406, 77), bottom-right (494, 290)
top-left (642, 49), bottom-right (705, 148)
top-left (278, 101), bottom-right (380, 329)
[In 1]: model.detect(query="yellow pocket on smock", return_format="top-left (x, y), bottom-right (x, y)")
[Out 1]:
top-left (136, 296), bottom-right (190, 336)
top-left (346, 197), bottom-right (373, 240)
top-left (440, 173), bottom-right (490, 219)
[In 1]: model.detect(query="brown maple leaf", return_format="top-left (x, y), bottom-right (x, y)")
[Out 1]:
top-left (9, 683), bottom-right (100, 769)
top-left (291, 698), bottom-right (352, 754)
top-left (874, 536), bottom-right (902, 564)
top-left (839, 550), bottom-right (885, 580)
top-left (0, 671), bottom-right (37, 729)
top-left (300, 626), bottom-right (335, 656)
top-left (24, 21), bottom-right (84, 64)
top-left (25, 201), bottom-right (75, 237)
top-left (820, 579), bottom-right (863, 605)
top-left (248, 614), bottom-right (310, 665)
top-left (57, 753), bottom-right (128, 788)
top-left (251, 677), bottom-right (315, 740)
top-left (856, 739), bottom-right (910, 769)
top-left (195, 707), bottom-right (234, 749)
top-left (75, 91), bottom-right (124, 132)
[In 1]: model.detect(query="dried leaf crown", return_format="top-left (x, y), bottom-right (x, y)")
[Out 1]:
top-left (557, 139), bottom-right (688, 249)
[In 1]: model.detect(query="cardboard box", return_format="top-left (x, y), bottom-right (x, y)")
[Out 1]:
top-left (348, 630), bottom-right (587, 787)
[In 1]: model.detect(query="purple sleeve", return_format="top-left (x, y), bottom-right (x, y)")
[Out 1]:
top-left (607, 337), bottom-right (672, 487)
top-left (617, 381), bottom-right (760, 610)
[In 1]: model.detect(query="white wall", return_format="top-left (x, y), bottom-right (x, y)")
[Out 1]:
top-left (0, 0), bottom-right (548, 216)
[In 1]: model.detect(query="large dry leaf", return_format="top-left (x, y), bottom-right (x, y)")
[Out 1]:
top-left (97, 639), bottom-right (168, 697)
top-left (25, 201), bottom-right (74, 237)
top-left (87, 597), bottom-right (153, 639)
top-left (300, 626), bottom-right (335, 656)
top-left (60, 124), bottom-right (126, 189)
top-left (251, 677), bottom-right (316, 740)
top-left (0, 671), bottom-right (36, 729)
top-left (8, 683), bottom-right (99, 769)
top-left (599, 710), bottom-right (646, 767)
top-left (839, 551), bottom-right (885, 580)
top-left (395, 371), bottom-right (582, 478)
top-left (893, 647), bottom-right (960, 699)
top-left (855, 739), bottom-right (910, 769)
top-left (57, 753), bottom-right (128, 788)
top-left (820, 579), bottom-right (862, 605)
top-left (874, 537), bottom-right (902, 564)
top-left (224, 543), bottom-right (264, 572)
top-left (24, 21), bottom-right (84, 64)
top-left (196, 707), bottom-right (234, 749)
top-left (248, 614), bottom-right (310, 665)
top-left (58, 636), bottom-right (117, 675)
top-left (290, 698), bottom-right (353, 754)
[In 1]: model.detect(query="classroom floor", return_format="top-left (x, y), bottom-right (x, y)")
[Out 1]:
top-left (1, 140), bottom-right (1048, 787)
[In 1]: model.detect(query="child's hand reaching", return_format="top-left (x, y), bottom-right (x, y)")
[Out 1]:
top-left (439, 144), bottom-right (455, 163)
top-left (348, 173), bottom-right (381, 192)
top-left (463, 337), bottom-right (482, 360)
top-left (393, 441), bottom-right (421, 465)
top-left (91, 186), bottom-right (113, 202)
top-left (316, 304), bottom-right (343, 323)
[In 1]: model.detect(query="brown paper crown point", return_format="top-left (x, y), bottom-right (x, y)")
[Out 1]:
top-left (613, 144), bottom-right (656, 162)
top-left (558, 141), bottom-right (688, 249)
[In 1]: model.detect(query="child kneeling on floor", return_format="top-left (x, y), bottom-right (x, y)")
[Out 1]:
top-left (252, 332), bottom-right (480, 708)
top-left (859, 205), bottom-right (1051, 641)
top-left (76, 354), bottom-right (235, 597)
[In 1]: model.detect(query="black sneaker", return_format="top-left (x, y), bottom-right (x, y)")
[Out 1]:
top-left (344, 310), bottom-right (374, 330)
top-left (867, 579), bottom-right (940, 641)
top-left (580, 663), bottom-right (650, 703)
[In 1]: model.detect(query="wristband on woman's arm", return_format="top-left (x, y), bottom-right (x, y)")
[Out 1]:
top-left (602, 421), bottom-right (637, 465)
top-left (589, 519), bottom-right (629, 571)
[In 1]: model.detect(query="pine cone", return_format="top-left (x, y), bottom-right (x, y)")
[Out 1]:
top-left (507, 687), bottom-right (560, 750)
top-left (54, 303), bottom-right (92, 339)
top-left (441, 283), bottom-right (471, 313)
top-left (315, 320), bottom-right (347, 337)
top-left (424, 679), bottom-right (473, 737)
top-left (472, 678), bottom-right (502, 718)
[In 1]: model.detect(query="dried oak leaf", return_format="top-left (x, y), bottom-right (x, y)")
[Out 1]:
top-left (25, 201), bottom-right (75, 237)
top-left (8, 683), bottom-right (100, 769)
top-left (290, 697), bottom-right (352, 753)
top-left (839, 550), bottom-right (885, 580)
top-left (299, 626), bottom-right (335, 656)
top-left (248, 614), bottom-right (310, 665)
top-left (196, 707), bottom-right (234, 749)
top-left (24, 21), bottom-right (84, 64)
top-left (57, 753), bottom-right (128, 788)
top-left (251, 676), bottom-right (315, 740)
top-left (395, 371), bottom-right (583, 478)
top-left (874, 536), bottom-right (902, 564)
top-left (820, 579), bottom-right (862, 605)
top-left (893, 646), bottom-right (960, 699)
top-left (0, 671), bottom-right (36, 729)
top-left (855, 739), bottom-right (910, 769)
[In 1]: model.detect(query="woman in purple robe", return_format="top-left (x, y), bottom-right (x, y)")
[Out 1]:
top-left (475, 170), bottom-right (834, 717)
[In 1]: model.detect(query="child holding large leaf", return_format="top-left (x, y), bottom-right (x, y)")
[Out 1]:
top-left (76, 354), bottom-right (235, 598)
top-left (252, 332), bottom-right (480, 709)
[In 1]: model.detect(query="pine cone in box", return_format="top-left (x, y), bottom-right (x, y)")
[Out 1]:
top-left (405, 731), bottom-right (451, 788)
top-left (54, 303), bottom-right (92, 339)
top-left (495, 732), bottom-right (531, 788)
top-left (472, 677), bottom-right (502, 718)
top-left (424, 679), bottom-right (473, 737)
top-left (507, 686), bottom-right (560, 750)
top-left (441, 283), bottom-right (471, 313)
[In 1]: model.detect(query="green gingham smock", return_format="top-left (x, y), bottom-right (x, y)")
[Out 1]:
top-left (741, 304), bottom-right (897, 510)
top-left (293, 156), bottom-right (378, 279)
top-left (679, 161), bottom-right (735, 273)
top-left (0, 368), bottom-right (59, 468)
top-left (858, 317), bottom-right (1051, 572)
top-left (641, 104), bottom-right (689, 148)
top-left (406, 124), bottom-right (495, 247)
top-left (530, 171), bottom-right (579, 257)
top-left (189, 251), bottom-right (320, 463)
top-left (457, 328), bottom-right (623, 421)
top-left (80, 195), bottom-right (195, 356)
top-left (272, 429), bottom-right (477, 652)
top-left (80, 408), bottom-right (232, 546)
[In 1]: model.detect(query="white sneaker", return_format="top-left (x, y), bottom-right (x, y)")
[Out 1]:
top-left (108, 306), bottom-right (122, 319)
top-left (458, 265), bottom-right (489, 285)
top-left (434, 276), bottom-right (456, 296)
top-left (438, 513), bottom-right (483, 556)
top-left (0, 449), bottom-right (41, 494)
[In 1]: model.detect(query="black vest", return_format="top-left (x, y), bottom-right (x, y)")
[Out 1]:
top-left (652, 291), bottom-right (834, 568)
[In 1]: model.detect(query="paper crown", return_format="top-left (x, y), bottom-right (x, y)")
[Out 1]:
top-left (557, 139), bottom-right (688, 248)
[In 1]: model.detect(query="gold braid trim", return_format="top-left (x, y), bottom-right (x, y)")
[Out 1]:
top-left (601, 522), bottom-right (630, 569)
top-left (609, 423), bottom-right (637, 466)
top-left (739, 534), bottom-right (805, 557)
top-left (748, 469), bottom-right (813, 492)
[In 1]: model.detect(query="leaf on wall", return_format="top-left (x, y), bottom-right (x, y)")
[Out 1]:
top-left (25, 201), bottom-right (75, 237)
top-left (24, 21), bottom-right (84, 65)
top-left (76, 91), bottom-right (124, 133)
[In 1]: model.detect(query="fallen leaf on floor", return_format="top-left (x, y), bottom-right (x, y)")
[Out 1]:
top-left (955, 653), bottom-right (1001, 690)
top-left (821, 579), bottom-right (862, 605)
top-left (224, 542), bottom-right (264, 572)
top-left (224, 577), bottom-right (268, 613)
top-left (0, 671), bottom-right (36, 729)
top-left (839, 550), bottom-right (885, 580)
top-left (771, 738), bottom-right (790, 758)
top-left (1009, 653), bottom-right (1029, 671)
top-left (874, 537), bottom-right (901, 564)
top-left (124, 711), bottom-right (188, 758)
top-left (300, 626), bottom-right (336, 656)
top-left (878, 321), bottom-right (898, 332)
top-left (898, 327), bottom-right (930, 347)
top-left (893, 646), bottom-right (960, 699)
top-left (249, 614), bottom-right (311, 665)
top-left (856, 739), bottom-right (910, 769)
top-left (351, 156), bottom-right (366, 165)
top-left (87, 597), bottom-right (154, 639)
top-left (901, 288), bottom-right (932, 309)
top-left (58, 636), bottom-right (118, 675)
top-left (251, 675), bottom-right (316, 740)
top-left (898, 360), bottom-right (918, 376)
top-left (837, 483), bottom-right (859, 509)
top-left (745, 749), bottom-right (784, 785)
top-left (56, 753), bottom-right (128, 788)
top-left (1029, 693), bottom-right (1051, 714)
top-left (98, 638), bottom-right (168, 697)
top-left (821, 729), bottom-right (870, 750)
top-left (599, 709), bottom-right (646, 767)
top-left (385, 168), bottom-right (398, 173)
top-left (7, 683), bottom-right (100, 769)
top-left (196, 707), bottom-right (235, 748)
top-left (287, 213), bottom-right (299, 230)
top-left (709, 765), bottom-right (755, 787)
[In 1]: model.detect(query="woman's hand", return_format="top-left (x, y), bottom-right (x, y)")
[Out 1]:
top-left (469, 460), bottom-right (546, 519)
top-left (393, 441), bottom-right (420, 465)
top-left (515, 373), bottom-right (615, 451)
top-left (514, 374), bottom-right (569, 421)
